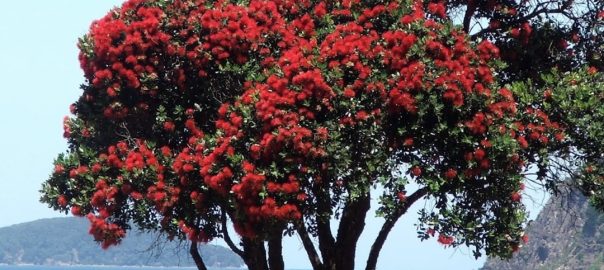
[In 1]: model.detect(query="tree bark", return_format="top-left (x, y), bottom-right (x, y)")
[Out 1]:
top-left (297, 223), bottom-right (324, 270)
top-left (365, 187), bottom-right (429, 270)
top-left (242, 238), bottom-right (269, 270)
top-left (462, 0), bottom-right (477, 33)
top-left (315, 172), bottom-right (336, 269)
top-left (268, 232), bottom-right (285, 270)
top-left (317, 219), bottom-right (336, 270)
top-left (190, 241), bottom-right (208, 270)
top-left (334, 193), bottom-right (371, 270)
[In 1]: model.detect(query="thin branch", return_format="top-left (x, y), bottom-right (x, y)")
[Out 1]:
top-left (365, 187), bottom-right (429, 270)
top-left (221, 211), bottom-right (245, 258)
top-left (471, 4), bottom-right (568, 39)
top-left (296, 222), bottom-right (323, 270)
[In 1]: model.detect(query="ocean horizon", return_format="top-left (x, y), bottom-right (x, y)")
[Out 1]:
top-left (0, 266), bottom-right (310, 270)
top-left (0, 266), bottom-right (230, 270)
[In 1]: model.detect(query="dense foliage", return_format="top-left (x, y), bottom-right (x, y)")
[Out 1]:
top-left (40, 0), bottom-right (603, 269)
top-left (0, 217), bottom-right (242, 267)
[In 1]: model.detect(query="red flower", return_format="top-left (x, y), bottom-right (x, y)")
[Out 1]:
top-left (444, 169), bottom-right (457, 179)
top-left (397, 191), bottom-right (407, 202)
top-left (131, 192), bottom-right (143, 200)
top-left (71, 206), bottom-right (82, 216)
top-left (163, 121), bottom-right (175, 132)
top-left (69, 169), bottom-right (78, 178)
top-left (161, 146), bottom-right (172, 157)
top-left (411, 166), bottom-right (422, 177)
top-left (314, 2), bottom-right (327, 18)
top-left (106, 87), bottom-right (117, 97)
top-left (588, 66), bottom-right (598, 75)
top-left (343, 88), bottom-right (356, 98)
top-left (427, 2), bottom-right (446, 18)
top-left (403, 138), bottom-right (414, 147)
top-left (54, 165), bottom-right (65, 174)
top-left (92, 163), bottom-right (102, 174)
top-left (185, 108), bottom-right (195, 116)
top-left (474, 149), bottom-right (486, 160)
top-left (183, 164), bottom-right (194, 173)
top-left (509, 28), bottom-right (520, 38)
top-left (250, 144), bottom-right (261, 159)
top-left (511, 192), bottom-right (522, 202)
top-left (437, 234), bottom-right (454, 245)
top-left (57, 195), bottom-right (68, 208)
top-left (218, 104), bottom-right (229, 117)
top-left (242, 161), bottom-right (255, 173)
top-left (190, 191), bottom-right (199, 201)
top-left (355, 111), bottom-right (369, 121)
top-left (517, 136), bottom-right (529, 149)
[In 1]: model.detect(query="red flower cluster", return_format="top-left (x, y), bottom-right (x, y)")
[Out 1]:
top-left (44, 0), bottom-right (564, 252)
top-left (510, 108), bottom-right (564, 150)
top-left (437, 234), bottom-right (454, 246)
top-left (87, 214), bottom-right (126, 249)
top-left (509, 22), bottom-right (533, 44)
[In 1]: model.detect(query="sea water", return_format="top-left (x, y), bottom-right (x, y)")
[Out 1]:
top-left (0, 267), bottom-right (203, 270)
top-left (0, 265), bottom-right (310, 270)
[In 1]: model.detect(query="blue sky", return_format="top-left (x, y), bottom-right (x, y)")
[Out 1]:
top-left (0, 2), bottom-right (548, 270)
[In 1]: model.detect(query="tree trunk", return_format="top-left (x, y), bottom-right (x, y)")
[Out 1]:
top-left (314, 170), bottom-right (337, 269)
top-left (334, 194), bottom-right (371, 270)
top-left (268, 232), bottom-right (285, 270)
top-left (242, 238), bottom-right (269, 270)
top-left (190, 241), bottom-right (208, 270)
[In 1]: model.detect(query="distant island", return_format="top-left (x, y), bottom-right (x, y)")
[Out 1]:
top-left (0, 217), bottom-right (243, 267)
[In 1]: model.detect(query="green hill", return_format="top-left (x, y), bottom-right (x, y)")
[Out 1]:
top-left (0, 217), bottom-right (243, 267)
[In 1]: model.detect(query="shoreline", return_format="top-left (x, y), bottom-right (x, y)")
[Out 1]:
top-left (0, 264), bottom-right (244, 269)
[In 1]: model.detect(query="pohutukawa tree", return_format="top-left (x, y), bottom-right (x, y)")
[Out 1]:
top-left (41, 0), bottom-right (603, 269)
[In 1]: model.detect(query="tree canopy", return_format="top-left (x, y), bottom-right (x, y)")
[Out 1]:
top-left (40, 0), bottom-right (604, 270)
